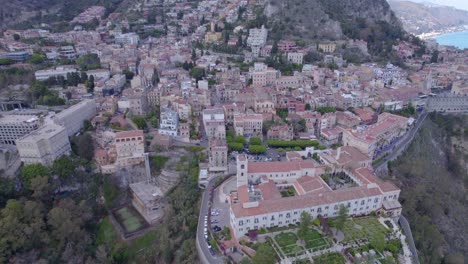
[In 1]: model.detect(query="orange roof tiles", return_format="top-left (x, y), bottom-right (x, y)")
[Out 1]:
top-left (115, 130), bottom-right (144, 139)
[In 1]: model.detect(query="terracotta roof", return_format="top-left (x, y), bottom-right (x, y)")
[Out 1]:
top-left (231, 184), bottom-right (383, 218)
top-left (295, 176), bottom-right (332, 194)
top-left (257, 180), bottom-right (282, 200)
top-left (115, 130), bottom-right (144, 139)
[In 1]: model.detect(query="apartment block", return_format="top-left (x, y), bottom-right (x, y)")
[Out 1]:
top-left (209, 139), bottom-right (228, 173)
top-left (234, 113), bottom-right (263, 137)
top-left (159, 107), bottom-right (179, 136)
top-left (53, 99), bottom-right (97, 136)
top-left (0, 115), bottom-right (42, 145)
top-left (16, 123), bottom-right (71, 166)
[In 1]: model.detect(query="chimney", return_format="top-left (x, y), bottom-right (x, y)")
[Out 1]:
top-left (336, 147), bottom-right (341, 160)
top-left (210, 22), bottom-right (215, 32)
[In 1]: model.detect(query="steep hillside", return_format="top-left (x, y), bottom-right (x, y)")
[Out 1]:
top-left (264, 0), bottom-right (405, 58)
top-left (387, 113), bottom-right (467, 264)
top-left (0, 0), bottom-right (125, 31)
top-left (389, 0), bottom-right (468, 35)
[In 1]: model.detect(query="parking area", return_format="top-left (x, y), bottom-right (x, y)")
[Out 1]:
top-left (230, 148), bottom-right (287, 163)
top-left (209, 176), bottom-right (236, 234)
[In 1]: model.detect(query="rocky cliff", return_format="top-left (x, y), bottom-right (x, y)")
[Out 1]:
top-left (265, 0), bottom-right (402, 40)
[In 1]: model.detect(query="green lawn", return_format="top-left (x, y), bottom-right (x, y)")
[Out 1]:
top-left (313, 252), bottom-right (345, 264)
top-left (275, 232), bottom-right (298, 247)
top-left (283, 244), bottom-right (304, 256)
top-left (114, 206), bottom-right (146, 233)
top-left (96, 217), bottom-right (119, 245)
top-left (334, 217), bottom-right (390, 243)
top-left (298, 229), bottom-right (330, 250)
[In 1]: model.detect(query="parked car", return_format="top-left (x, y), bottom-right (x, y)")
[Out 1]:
top-left (212, 225), bottom-right (221, 232)
top-left (209, 247), bottom-right (215, 256)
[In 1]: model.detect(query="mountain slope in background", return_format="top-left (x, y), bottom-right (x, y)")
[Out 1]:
top-left (266, 0), bottom-right (401, 40)
top-left (264, 0), bottom-right (406, 58)
top-left (0, 0), bottom-right (125, 31)
top-left (389, 0), bottom-right (468, 35)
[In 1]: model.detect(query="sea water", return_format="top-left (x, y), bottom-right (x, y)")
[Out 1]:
top-left (435, 31), bottom-right (468, 49)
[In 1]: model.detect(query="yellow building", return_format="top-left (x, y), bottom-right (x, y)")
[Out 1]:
top-left (318, 43), bottom-right (337, 53)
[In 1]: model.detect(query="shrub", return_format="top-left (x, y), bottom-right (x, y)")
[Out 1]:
top-left (267, 139), bottom-right (319, 148)
top-left (249, 145), bottom-right (267, 154)
top-left (249, 137), bottom-right (262, 145)
top-left (313, 218), bottom-right (320, 226)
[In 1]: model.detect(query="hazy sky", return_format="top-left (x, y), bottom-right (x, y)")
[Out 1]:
top-left (403, 0), bottom-right (468, 10)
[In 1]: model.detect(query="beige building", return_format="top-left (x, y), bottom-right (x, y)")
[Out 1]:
top-left (114, 130), bottom-right (145, 159)
top-left (53, 99), bottom-right (96, 136)
top-left (234, 113), bottom-right (263, 137)
top-left (130, 182), bottom-right (165, 224)
top-left (209, 139), bottom-right (228, 173)
top-left (203, 107), bottom-right (226, 140)
top-left (251, 63), bottom-right (280, 87)
top-left (16, 123), bottom-right (71, 165)
top-left (318, 43), bottom-right (336, 53)
top-left (342, 113), bottom-right (408, 159)
top-left (267, 124), bottom-right (294, 141)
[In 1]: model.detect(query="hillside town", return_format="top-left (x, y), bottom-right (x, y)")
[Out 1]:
top-left (0, 0), bottom-right (467, 263)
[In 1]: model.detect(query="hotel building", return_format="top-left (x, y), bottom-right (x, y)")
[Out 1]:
top-left (229, 147), bottom-right (401, 238)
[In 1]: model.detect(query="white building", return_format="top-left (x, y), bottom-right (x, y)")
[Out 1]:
top-left (159, 107), bottom-right (179, 136)
top-left (247, 25), bottom-right (268, 47)
top-left (16, 123), bottom-right (71, 165)
top-left (53, 99), bottom-right (97, 136)
top-left (229, 153), bottom-right (401, 238)
top-left (287, 52), bottom-right (304, 65)
top-left (35, 67), bottom-right (77, 81)
top-left (247, 25), bottom-right (268, 57)
top-left (0, 114), bottom-right (42, 145)
top-left (115, 33), bottom-right (140, 45)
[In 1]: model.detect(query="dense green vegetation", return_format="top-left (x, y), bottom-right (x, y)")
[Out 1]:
top-left (0, 154), bottom-right (102, 263)
top-left (0, 147), bottom-right (203, 262)
top-left (0, 67), bottom-right (35, 87)
top-left (28, 81), bottom-right (66, 106)
top-left (97, 150), bottom-right (203, 263)
top-left (388, 113), bottom-right (467, 263)
top-left (10, 0), bottom-right (124, 32)
top-left (76, 54), bottom-right (101, 71)
top-left (316, 106), bottom-right (336, 114)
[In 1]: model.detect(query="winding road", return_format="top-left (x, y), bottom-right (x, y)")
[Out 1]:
top-left (373, 110), bottom-right (428, 170)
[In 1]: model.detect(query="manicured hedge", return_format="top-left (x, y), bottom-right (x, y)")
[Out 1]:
top-left (267, 139), bottom-right (319, 148)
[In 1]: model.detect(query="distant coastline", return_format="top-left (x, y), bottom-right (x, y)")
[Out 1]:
top-left (418, 25), bottom-right (468, 40)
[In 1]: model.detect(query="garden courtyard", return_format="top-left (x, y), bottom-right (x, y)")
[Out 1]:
top-left (270, 228), bottom-right (332, 258)
top-left (329, 216), bottom-right (391, 243)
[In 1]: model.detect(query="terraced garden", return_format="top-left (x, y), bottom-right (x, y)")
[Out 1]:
top-left (330, 216), bottom-right (390, 243)
top-left (301, 229), bottom-right (330, 251)
top-left (273, 229), bottom-right (331, 257)
top-left (313, 252), bottom-right (345, 264)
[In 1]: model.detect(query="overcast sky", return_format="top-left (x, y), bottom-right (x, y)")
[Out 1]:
top-left (401, 0), bottom-right (468, 10)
